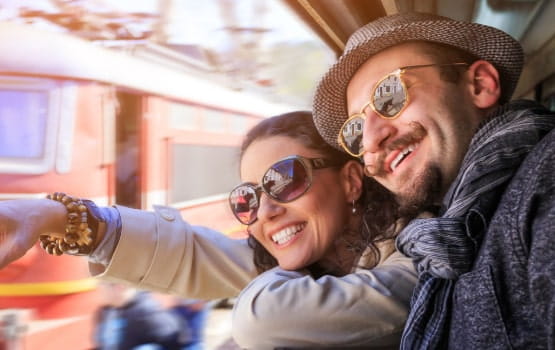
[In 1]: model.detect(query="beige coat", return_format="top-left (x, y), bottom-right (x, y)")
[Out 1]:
top-left (91, 205), bottom-right (417, 349)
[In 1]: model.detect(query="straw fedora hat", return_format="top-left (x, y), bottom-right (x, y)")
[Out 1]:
top-left (312, 12), bottom-right (524, 150)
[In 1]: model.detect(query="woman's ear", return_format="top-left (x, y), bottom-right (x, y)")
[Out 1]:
top-left (466, 60), bottom-right (501, 109)
top-left (340, 160), bottom-right (364, 202)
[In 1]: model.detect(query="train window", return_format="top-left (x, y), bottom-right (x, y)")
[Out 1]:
top-left (0, 90), bottom-right (48, 158)
top-left (203, 109), bottom-right (226, 133)
top-left (169, 103), bottom-right (199, 130)
top-left (229, 114), bottom-right (249, 134)
top-left (170, 144), bottom-right (240, 205)
top-left (0, 77), bottom-right (76, 174)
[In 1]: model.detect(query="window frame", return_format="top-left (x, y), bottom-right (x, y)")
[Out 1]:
top-left (0, 76), bottom-right (77, 174)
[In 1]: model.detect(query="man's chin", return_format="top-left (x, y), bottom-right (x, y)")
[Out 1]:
top-left (396, 166), bottom-right (443, 218)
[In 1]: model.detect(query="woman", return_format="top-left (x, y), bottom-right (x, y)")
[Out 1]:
top-left (229, 111), bottom-right (416, 348)
top-left (0, 111), bottom-right (416, 349)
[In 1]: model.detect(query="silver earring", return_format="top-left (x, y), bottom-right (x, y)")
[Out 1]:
top-left (352, 200), bottom-right (357, 214)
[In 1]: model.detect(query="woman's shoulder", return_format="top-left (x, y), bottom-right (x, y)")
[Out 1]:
top-left (358, 240), bottom-right (415, 277)
top-left (357, 239), bottom-right (402, 268)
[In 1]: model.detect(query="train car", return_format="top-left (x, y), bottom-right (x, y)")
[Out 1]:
top-left (0, 21), bottom-right (294, 349)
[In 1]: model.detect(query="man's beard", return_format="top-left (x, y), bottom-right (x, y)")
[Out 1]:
top-left (396, 164), bottom-right (444, 219)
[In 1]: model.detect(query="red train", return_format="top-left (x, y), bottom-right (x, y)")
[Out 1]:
top-left (0, 21), bottom-right (294, 349)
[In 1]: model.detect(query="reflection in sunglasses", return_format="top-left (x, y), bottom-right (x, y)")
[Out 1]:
top-left (373, 74), bottom-right (406, 118)
top-left (264, 167), bottom-right (293, 195)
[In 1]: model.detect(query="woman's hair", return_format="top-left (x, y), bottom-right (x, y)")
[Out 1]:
top-left (239, 111), bottom-right (400, 275)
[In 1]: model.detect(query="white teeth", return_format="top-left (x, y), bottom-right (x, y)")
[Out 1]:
top-left (390, 144), bottom-right (417, 171)
top-left (271, 224), bottom-right (305, 245)
top-left (391, 152), bottom-right (405, 171)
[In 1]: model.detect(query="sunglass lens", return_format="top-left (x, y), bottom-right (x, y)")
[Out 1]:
top-left (340, 115), bottom-right (365, 156)
top-left (229, 185), bottom-right (259, 224)
top-left (373, 74), bottom-right (406, 118)
top-left (263, 158), bottom-right (310, 202)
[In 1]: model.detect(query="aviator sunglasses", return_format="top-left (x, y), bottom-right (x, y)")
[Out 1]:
top-left (229, 155), bottom-right (341, 225)
top-left (338, 62), bottom-right (468, 157)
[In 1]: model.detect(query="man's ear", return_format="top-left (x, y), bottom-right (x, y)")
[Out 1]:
top-left (466, 60), bottom-right (501, 109)
top-left (340, 160), bottom-right (364, 202)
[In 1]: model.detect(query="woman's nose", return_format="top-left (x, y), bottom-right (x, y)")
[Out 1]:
top-left (256, 194), bottom-right (285, 222)
top-left (361, 110), bottom-right (397, 154)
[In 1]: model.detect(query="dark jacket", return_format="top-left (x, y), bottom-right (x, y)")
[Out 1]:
top-left (448, 103), bottom-right (555, 349)
top-left (95, 291), bottom-right (189, 350)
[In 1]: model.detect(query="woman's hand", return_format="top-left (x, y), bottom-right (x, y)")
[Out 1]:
top-left (0, 199), bottom-right (66, 269)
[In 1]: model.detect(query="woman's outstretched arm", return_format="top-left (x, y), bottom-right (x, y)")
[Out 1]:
top-left (0, 199), bottom-right (258, 299)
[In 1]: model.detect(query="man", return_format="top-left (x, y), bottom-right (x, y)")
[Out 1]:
top-left (312, 12), bottom-right (555, 350)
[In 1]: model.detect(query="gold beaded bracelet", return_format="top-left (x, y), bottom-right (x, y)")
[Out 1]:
top-left (39, 192), bottom-right (96, 256)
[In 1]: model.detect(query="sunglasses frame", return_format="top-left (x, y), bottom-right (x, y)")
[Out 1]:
top-left (338, 62), bottom-right (469, 157)
top-left (229, 155), bottom-right (341, 225)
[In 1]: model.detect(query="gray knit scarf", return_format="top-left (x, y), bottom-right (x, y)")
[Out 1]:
top-left (397, 100), bottom-right (555, 349)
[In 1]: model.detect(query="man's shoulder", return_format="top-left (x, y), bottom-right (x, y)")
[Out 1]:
top-left (524, 125), bottom-right (555, 166)
top-left (496, 126), bottom-right (555, 213)
top-left (488, 122), bottom-right (555, 244)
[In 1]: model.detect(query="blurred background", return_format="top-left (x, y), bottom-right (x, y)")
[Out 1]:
top-left (0, 0), bottom-right (554, 349)
top-left (0, 0), bottom-right (334, 107)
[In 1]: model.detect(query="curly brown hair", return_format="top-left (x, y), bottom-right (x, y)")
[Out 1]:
top-left (239, 111), bottom-right (400, 276)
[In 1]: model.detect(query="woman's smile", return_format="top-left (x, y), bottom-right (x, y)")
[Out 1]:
top-left (270, 222), bottom-right (306, 247)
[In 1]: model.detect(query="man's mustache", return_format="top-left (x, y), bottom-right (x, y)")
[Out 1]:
top-left (363, 122), bottom-right (427, 177)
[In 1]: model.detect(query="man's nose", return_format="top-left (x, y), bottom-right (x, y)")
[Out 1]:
top-left (361, 110), bottom-right (397, 154)
top-left (256, 194), bottom-right (285, 222)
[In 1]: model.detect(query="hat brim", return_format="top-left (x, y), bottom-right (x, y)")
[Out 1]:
top-left (313, 14), bottom-right (523, 150)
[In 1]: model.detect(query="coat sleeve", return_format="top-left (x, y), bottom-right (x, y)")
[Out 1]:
top-left (231, 251), bottom-right (417, 349)
top-left (90, 205), bottom-right (258, 299)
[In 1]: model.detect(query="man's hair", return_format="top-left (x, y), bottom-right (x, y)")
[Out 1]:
top-left (240, 111), bottom-right (400, 275)
top-left (416, 41), bottom-right (480, 84)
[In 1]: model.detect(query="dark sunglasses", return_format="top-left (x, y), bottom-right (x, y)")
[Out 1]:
top-left (229, 155), bottom-right (341, 225)
top-left (338, 62), bottom-right (468, 157)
